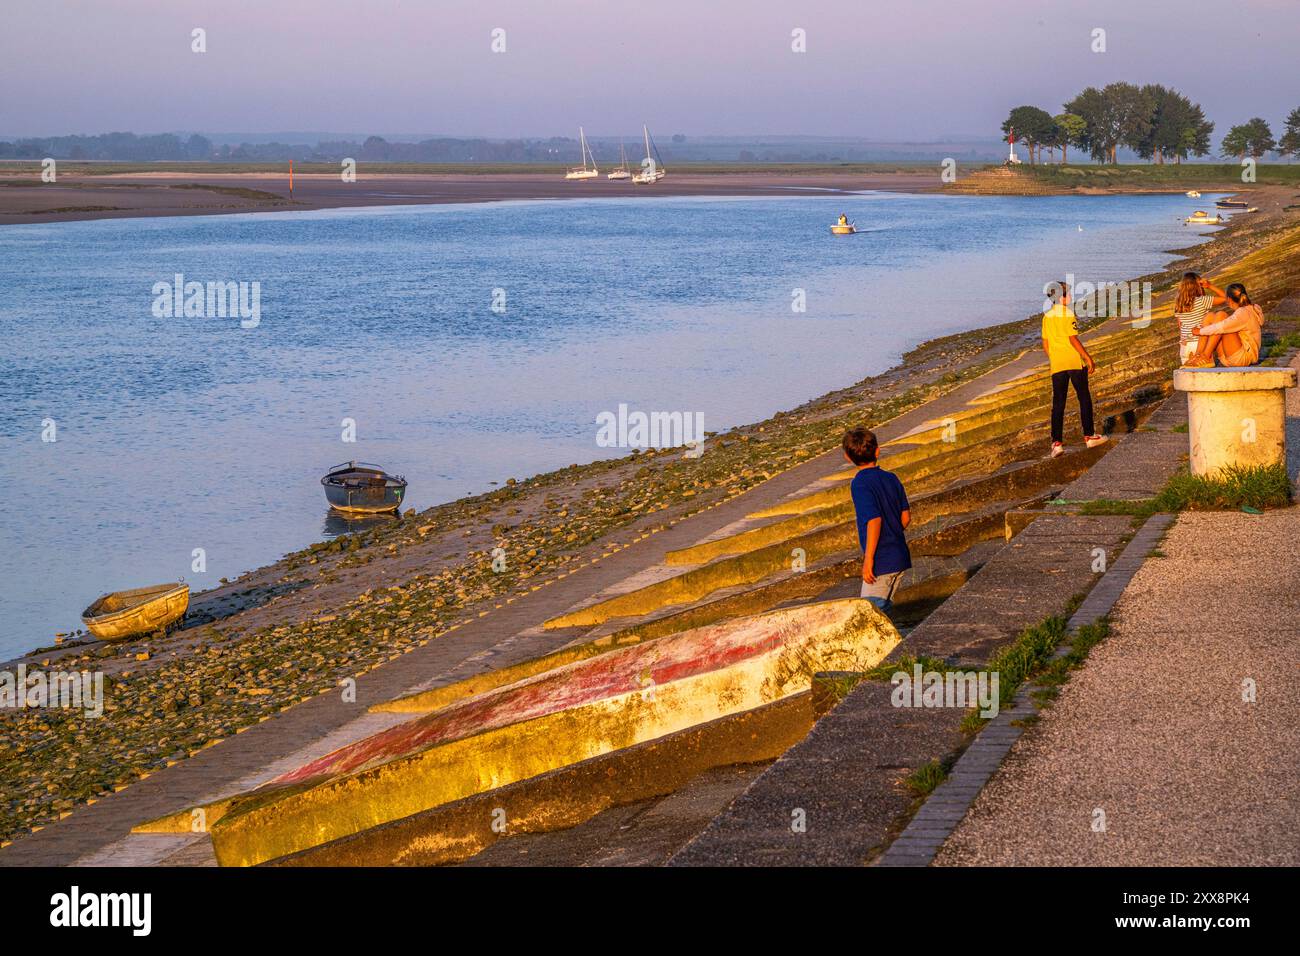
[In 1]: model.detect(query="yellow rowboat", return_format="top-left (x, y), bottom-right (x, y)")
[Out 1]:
top-left (137, 598), bottom-right (899, 866)
top-left (1185, 211), bottom-right (1222, 225)
top-left (81, 583), bottom-right (189, 641)
top-left (830, 222), bottom-right (857, 235)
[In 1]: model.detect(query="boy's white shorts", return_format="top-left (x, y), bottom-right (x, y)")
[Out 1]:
top-left (860, 571), bottom-right (904, 610)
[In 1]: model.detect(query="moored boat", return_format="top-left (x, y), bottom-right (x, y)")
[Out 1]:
top-left (142, 598), bottom-right (899, 865)
top-left (320, 461), bottom-right (407, 514)
top-left (82, 583), bottom-right (189, 641)
top-left (563, 126), bottom-right (599, 180)
top-left (607, 140), bottom-right (631, 180)
top-left (1185, 210), bottom-right (1223, 225)
top-left (1186, 190), bottom-right (1201, 198)
top-left (630, 125), bottom-right (666, 184)
top-left (1215, 199), bottom-right (1249, 209)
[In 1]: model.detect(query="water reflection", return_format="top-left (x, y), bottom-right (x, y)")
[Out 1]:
top-left (322, 510), bottom-right (401, 538)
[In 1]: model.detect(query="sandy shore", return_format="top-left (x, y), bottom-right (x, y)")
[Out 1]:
top-left (0, 170), bottom-right (942, 226)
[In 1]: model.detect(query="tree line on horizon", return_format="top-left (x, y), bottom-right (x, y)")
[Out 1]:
top-left (1004, 83), bottom-right (1300, 164)
top-left (0, 132), bottom-right (580, 163)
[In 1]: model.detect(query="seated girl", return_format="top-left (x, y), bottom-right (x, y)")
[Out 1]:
top-left (1186, 283), bottom-right (1263, 368)
top-left (1173, 272), bottom-right (1227, 365)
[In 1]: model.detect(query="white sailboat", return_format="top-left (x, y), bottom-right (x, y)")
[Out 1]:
top-left (607, 141), bottom-right (632, 181)
top-left (564, 127), bottom-right (599, 180)
top-left (631, 125), bottom-right (666, 184)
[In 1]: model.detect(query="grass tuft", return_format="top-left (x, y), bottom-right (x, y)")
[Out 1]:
top-left (905, 758), bottom-right (951, 796)
top-left (1153, 463), bottom-right (1292, 512)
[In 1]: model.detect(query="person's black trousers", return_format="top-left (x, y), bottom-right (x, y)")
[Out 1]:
top-left (1050, 368), bottom-right (1095, 443)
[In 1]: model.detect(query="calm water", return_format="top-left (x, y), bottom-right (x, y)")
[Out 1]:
top-left (0, 191), bottom-right (1214, 657)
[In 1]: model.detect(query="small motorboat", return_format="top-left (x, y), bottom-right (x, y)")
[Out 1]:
top-left (1186, 190), bottom-right (1201, 198)
top-left (82, 583), bottom-right (189, 641)
top-left (321, 461), bottom-right (407, 514)
top-left (830, 221), bottom-right (857, 235)
top-left (1215, 199), bottom-right (1249, 209)
top-left (1185, 211), bottom-right (1223, 225)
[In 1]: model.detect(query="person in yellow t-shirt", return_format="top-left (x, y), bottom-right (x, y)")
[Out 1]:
top-left (1041, 280), bottom-right (1106, 459)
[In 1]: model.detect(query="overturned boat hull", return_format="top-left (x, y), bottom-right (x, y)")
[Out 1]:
top-left (141, 598), bottom-right (899, 866)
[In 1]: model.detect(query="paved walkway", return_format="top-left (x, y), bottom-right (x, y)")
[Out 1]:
top-left (937, 363), bottom-right (1300, 866)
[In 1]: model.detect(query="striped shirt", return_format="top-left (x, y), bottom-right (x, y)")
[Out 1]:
top-left (1175, 294), bottom-right (1215, 342)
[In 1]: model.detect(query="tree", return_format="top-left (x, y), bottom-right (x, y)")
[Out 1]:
top-left (184, 134), bottom-right (213, 160)
top-left (1001, 105), bottom-right (1055, 164)
top-left (1065, 82), bottom-right (1153, 163)
top-left (1063, 87), bottom-right (1115, 163)
top-left (1279, 107), bottom-right (1300, 161)
top-left (1222, 118), bottom-right (1276, 159)
top-left (1171, 103), bottom-right (1214, 163)
top-left (1053, 113), bottom-right (1086, 164)
top-left (1131, 86), bottom-right (1213, 164)
top-left (1110, 83), bottom-right (1156, 162)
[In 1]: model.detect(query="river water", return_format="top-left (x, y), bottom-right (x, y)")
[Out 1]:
top-left (0, 190), bottom-right (1217, 656)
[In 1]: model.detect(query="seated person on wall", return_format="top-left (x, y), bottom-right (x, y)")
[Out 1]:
top-left (1173, 272), bottom-right (1229, 366)
top-left (1187, 283), bottom-right (1263, 368)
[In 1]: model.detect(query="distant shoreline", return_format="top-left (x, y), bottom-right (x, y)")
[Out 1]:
top-left (3, 162), bottom-right (1293, 226)
top-left (0, 169), bottom-right (943, 226)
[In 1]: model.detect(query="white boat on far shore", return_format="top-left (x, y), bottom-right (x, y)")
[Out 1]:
top-left (564, 126), bottom-right (599, 180)
top-left (631, 125), bottom-right (666, 184)
top-left (607, 141), bottom-right (631, 180)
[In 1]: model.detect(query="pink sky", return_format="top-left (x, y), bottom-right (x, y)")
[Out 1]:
top-left (2, 0), bottom-right (1296, 139)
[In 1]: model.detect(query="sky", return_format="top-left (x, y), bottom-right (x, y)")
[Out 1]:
top-left (2, 0), bottom-right (1296, 141)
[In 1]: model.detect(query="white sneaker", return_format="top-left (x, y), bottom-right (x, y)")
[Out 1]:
top-left (1085, 435), bottom-right (1108, 448)
top-left (1050, 441), bottom-right (1065, 458)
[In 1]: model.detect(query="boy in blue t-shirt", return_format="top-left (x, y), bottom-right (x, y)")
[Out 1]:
top-left (843, 427), bottom-right (912, 611)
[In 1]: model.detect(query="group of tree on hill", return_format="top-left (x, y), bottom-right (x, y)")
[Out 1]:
top-left (1003, 84), bottom-right (1300, 164)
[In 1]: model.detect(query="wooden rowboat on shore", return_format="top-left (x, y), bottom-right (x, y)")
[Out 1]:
top-left (81, 583), bottom-right (189, 641)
